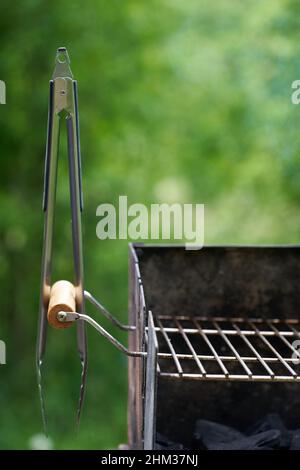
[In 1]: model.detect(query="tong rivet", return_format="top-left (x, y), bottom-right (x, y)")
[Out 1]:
top-left (57, 311), bottom-right (67, 322)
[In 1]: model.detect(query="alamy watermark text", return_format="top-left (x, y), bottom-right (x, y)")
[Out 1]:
top-left (96, 196), bottom-right (204, 250)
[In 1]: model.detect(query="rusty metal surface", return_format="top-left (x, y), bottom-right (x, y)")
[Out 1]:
top-left (128, 245), bottom-right (147, 449)
top-left (135, 245), bottom-right (300, 319)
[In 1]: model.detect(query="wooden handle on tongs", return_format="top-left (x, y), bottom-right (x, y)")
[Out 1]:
top-left (47, 280), bottom-right (76, 329)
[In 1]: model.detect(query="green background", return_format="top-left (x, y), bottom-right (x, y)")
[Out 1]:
top-left (0, 0), bottom-right (300, 449)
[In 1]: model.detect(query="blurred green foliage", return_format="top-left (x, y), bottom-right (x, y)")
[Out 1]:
top-left (0, 0), bottom-right (300, 449)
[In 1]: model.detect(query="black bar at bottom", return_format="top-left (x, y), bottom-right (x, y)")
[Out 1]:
top-left (0, 450), bottom-right (297, 466)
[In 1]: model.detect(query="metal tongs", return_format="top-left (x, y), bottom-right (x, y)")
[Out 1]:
top-left (37, 47), bottom-right (87, 430)
top-left (37, 48), bottom-right (152, 433)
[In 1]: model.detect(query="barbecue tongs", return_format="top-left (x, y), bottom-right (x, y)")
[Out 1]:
top-left (37, 48), bottom-right (150, 433)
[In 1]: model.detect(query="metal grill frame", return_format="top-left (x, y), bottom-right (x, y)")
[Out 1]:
top-left (128, 244), bottom-right (300, 450)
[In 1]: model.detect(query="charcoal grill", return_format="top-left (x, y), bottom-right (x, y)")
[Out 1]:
top-left (127, 244), bottom-right (300, 449)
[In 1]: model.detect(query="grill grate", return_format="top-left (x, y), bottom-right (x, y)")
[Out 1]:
top-left (147, 316), bottom-right (300, 382)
